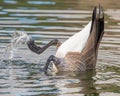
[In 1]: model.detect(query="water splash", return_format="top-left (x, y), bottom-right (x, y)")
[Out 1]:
top-left (0, 31), bottom-right (30, 61)
top-left (10, 31), bottom-right (30, 60)
top-left (12, 31), bottom-right (30, 47)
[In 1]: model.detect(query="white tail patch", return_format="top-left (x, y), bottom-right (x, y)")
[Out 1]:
top-left (55, 21), bottom-right (92, 58)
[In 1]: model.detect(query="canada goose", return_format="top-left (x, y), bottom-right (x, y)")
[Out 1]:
top-left (27, 5), bottom-right (104, 73)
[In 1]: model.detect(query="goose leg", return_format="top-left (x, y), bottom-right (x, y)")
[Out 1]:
top-left (27, 38), bottom-right (61, 54)
top-left (43, 55), bottom-right (60, 73)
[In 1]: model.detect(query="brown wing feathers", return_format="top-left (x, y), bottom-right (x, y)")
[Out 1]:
top-left (82, 5), bottom-right (104, 54)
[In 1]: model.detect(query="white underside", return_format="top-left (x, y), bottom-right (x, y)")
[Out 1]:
top-left (55, 21), bottom-right (92, 58)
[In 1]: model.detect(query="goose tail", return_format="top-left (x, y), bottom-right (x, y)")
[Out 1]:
top-left (90, 5), bottom-right (104, 52)
top-left (79, 5), bottom-right (104, 70)
top-left (96, 5), bottom-right (104, 47)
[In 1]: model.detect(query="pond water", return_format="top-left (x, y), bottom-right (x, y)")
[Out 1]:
top-left (0, 0), bottom-right (120, 96)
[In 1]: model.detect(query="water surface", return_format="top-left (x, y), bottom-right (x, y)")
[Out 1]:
top-left (0, 0), bottom-right (120, 96)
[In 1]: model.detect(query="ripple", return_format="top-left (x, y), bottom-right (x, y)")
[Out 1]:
top-left (28, 1), bottom-right (56, 5)
top-left (106, 9), bottom-right (120, 20)
top-left (4, 0), bottom-right (17, 4)
top-left (0, 12), bottom-right (7, 15)
top-left (3, 9), bottom-right (91, 14)
top-left (10, 13), bottom-right (91, 19)
top-left (100, 92), bottom-right (120, 96)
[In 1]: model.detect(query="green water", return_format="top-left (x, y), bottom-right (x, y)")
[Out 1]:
top-left (0, 0), bottom-right (120, 96)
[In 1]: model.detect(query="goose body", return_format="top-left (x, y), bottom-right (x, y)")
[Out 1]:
top-left (47, 5), bottom-right (104, 72)
top-left (27, 5), bottom-right (104, 73)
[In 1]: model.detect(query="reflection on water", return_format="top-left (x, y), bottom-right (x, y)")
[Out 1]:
top-left (0, 0), bottom-right (120, 96)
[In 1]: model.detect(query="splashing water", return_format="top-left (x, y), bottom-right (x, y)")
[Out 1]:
top-left (1, 31), bottom-right (30, 61)
top-left (10, 31), bottom-right (30, 59)
top-left (12, 31), bottom-right (30, 47)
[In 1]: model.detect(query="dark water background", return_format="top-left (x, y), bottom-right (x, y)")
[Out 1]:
top-left (0, 0), bottom-right (120, 96)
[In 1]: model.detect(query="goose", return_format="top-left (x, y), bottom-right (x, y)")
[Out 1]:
top-left (27, 5), bottom-right (104, 73)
